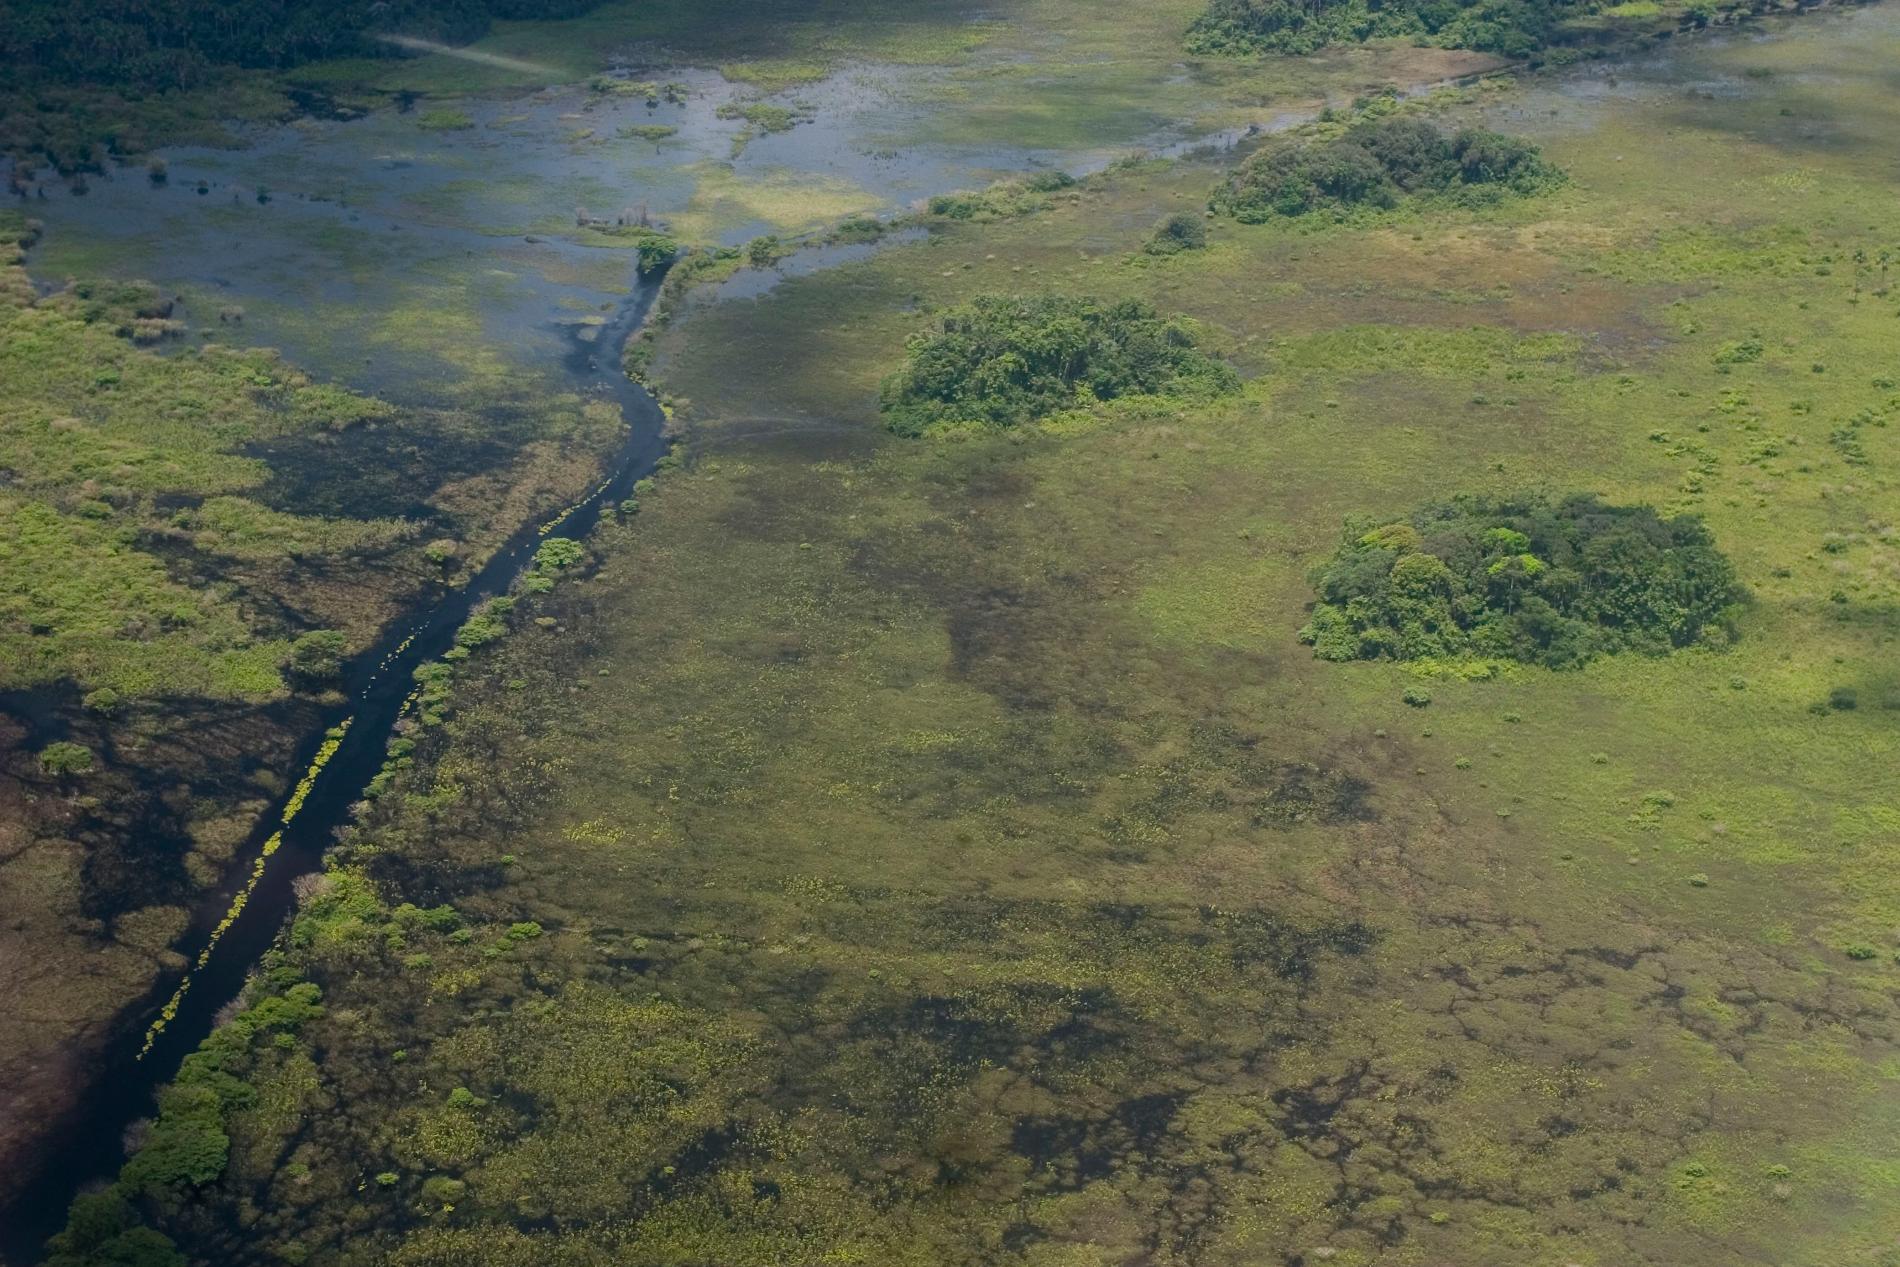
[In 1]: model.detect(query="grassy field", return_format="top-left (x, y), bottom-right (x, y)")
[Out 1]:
top-left (59, 5), bottom-right (1900, 1265)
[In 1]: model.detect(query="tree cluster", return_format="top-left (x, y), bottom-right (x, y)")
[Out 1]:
top-left (1185, 0), bottom-right (1574, 58)
top-left (1212, 116), bottom-right (1562, 222)
top-left (0, 0), bottom-right (603, 167)
top-left (880, 295), bottom-right (1238, 435)
top-left (1298, 494), bottom-right (1745, 668)
top-left (0, 0), bottom-right (599, 93)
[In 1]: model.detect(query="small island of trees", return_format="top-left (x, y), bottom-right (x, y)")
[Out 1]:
top-left (880, 294), bottom-right (1238, 435)
top-left (1211, 116), bottom-right (1563, 222)
top-left (1298, 494), bottom-right (1745, 668)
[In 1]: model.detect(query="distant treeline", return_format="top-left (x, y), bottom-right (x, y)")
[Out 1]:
top-left (1211, 115), bottom-right (1563, 222)
top-left (1186, 0), bottom-right (1575, 57)
top-left (0, 0), bottom-right (603, 169)
top-left (0, 0), bottom-right (598, 91)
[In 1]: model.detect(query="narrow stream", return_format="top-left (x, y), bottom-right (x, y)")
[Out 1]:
top-left (0, 263), bottom-right (670, 1264)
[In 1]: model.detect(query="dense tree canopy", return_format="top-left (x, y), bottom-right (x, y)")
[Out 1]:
top-left (880, 295), bottom-right (1238, 435)
top-left (0, 0), bottom-right (602, 167)
top-left (1211, 116), bottom-right (1562, 221)
top-left (1299, 494), bottom-right (1745, 667)
top-left (1185, 0), bottom-right (1575, 58)
top-left (0, 0), bottom-right (599, 92)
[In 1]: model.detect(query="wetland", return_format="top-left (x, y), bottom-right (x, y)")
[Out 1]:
top-left (2, 0), bottom-right (1897, 1264)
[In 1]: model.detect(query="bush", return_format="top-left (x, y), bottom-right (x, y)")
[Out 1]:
top-left (287, 629), bottom-right (348, 683)
top-left (1144, 212), bottom-right (1209, 255)
top-left (38, 740), bottom-right (95, 776)
top-left (533, 537), bottom-right (585, 573)
top-left (1212, 117), bottom-right (1562, 223)
top-left (1299, 494), bottom-right (1744, 669)
top-left (880, 295), bottom-right (1238, 434)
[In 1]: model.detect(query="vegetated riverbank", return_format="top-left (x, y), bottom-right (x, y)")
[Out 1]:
top-left (29, 3), bottom-right (1900, 1262)
top-left (0, 177), bottom-right (644, 1217)
top-left (0, 263), bottom-right (672, 1261)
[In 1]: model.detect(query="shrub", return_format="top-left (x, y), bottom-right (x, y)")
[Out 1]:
top-left (1212, 117), bottom-right (1562, 223)
top-left (38, 741), bottom-right (95, 776)
top-left (1299, 493), bottom-right (1744, 669)
top-left (1144, 211), bottom-right (1209, 255)
top-left (533, 537), bottom-right (585, 573)
top-left (287, 629), bottom-right (348, 683)
top-left (880, 295), bottom-right (1238, 434)
top-left (927, 171), bottom-right (1076, 222)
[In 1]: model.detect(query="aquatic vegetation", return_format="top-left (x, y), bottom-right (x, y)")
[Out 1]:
top-left (880, 294), bottom-right (1238, 434)
top-left (926, 170), bottom-right (1077, 222)
top-left (1212, 116), bottom-right (1563, 222)
top-left (1299, 495), bottom-right (1744, 667)
top-left (19, 2), bottom-right (1900, 1263)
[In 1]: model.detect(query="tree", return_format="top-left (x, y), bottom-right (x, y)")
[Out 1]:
top-left (45, 1191), bottom-right (185, 1267)
top-left (746, 235), bottom-right (783, 268)
top-left (1212, 118), bottom-right (1560, 223)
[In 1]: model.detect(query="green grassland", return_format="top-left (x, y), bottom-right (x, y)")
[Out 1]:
top-left (66, 6), bottom-right (1900, 1266)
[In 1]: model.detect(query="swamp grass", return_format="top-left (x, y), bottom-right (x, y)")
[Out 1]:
top-left (73, 8), bottom-right (1900, 1263)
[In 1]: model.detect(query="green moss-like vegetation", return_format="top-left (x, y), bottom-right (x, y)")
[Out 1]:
top-left (1212, 115), bottom-right (1562, 222)
top-left (1298, 494), bottom-right (1745, 667)
top-left (880, 294), bottom-right (1238, 434)
top-left (713, 101), bottom-right (804, 133)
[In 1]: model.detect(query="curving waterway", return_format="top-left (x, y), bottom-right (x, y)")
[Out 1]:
top-left (0, 250), bottom-right (672, 1262)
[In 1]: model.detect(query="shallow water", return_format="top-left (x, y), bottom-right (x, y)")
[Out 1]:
top-left (9, 55), bottom-right (1241, 398)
